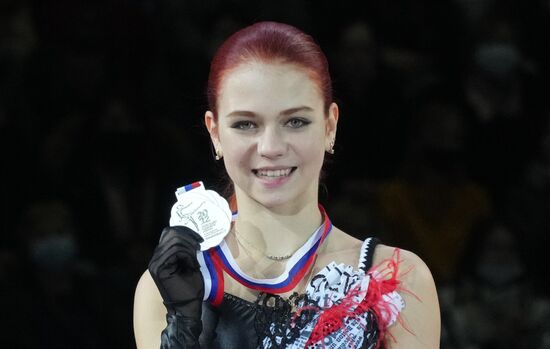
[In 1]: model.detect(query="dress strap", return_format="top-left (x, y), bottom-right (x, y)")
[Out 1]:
top-left (357, 237), bottom-right (380, 273)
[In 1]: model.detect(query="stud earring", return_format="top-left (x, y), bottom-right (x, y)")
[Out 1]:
top-left (328, 139), bottom-right (335, 154)
top-left (215, 147), bottom-right (223, 160)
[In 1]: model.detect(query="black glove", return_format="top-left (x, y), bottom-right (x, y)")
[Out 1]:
top-left (160, 312), bottom-right (203, 349)
top-left (148, 226), bottom-right (205, 348)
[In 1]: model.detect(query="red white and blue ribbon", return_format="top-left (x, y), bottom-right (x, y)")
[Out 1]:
top-left (176, 181), bottom-right (203, 195)
top-left (198, 206), bottom-right (332, 306)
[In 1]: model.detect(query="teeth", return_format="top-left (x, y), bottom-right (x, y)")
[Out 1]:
top-left (257, 168), bottom-right (292, 177)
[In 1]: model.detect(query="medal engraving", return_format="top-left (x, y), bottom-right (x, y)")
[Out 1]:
top-left (170, 186), bottom-right (231, 251)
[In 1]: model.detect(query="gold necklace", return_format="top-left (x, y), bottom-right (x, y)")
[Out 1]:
top-left (233, 230), bottom-right (294, 261)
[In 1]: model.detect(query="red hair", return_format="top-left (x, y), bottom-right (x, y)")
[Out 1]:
top-left (207, 22), bottom-right (334, 211)
top-left (207, 21), bottom-right (333, 118)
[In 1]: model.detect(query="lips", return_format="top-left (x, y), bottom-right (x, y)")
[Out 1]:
top-left (252, 167), bottom-right (297, 178)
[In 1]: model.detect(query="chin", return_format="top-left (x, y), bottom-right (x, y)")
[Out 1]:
top-left (251, 188), bottom-right (312, 211)
top-left (253, 194), bottom-right (292, 209)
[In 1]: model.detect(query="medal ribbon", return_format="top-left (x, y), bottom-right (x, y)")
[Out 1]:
top-left (200, 205), bottom-right (332, 305)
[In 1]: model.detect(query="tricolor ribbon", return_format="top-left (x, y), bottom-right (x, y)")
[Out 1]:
top-left (176, 181), bottom-right (204, 196)
top-left (198, 206), bottom-right (332, 306)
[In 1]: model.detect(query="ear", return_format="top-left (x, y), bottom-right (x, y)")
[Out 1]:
top-left (325, 102), bottom-right (339, 149)
top-left (204, 111), bottom-right (220, 146)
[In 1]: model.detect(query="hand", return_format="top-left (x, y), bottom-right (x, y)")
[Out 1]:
top-left (148, 226), bottom-right (204, 318)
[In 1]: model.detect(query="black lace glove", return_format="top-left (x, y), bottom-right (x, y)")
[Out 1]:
top-left (148, 226), bottom-right (205, 348)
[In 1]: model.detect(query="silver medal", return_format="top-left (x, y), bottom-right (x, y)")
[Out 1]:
top-left (169, 186), bottom-right (231, 251)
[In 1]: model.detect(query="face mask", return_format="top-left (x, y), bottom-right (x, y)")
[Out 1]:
top-left (30, 235), bottom-right (78, 272)
top-left (454, 0), bottom-right (494, 23)
top-left (474, 43), bottom-right (521, 79)
top-left (475, 252), bottom-right (524, 287)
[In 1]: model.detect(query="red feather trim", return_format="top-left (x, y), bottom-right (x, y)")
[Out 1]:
top-left (304, 249), bottom-right (407, 349)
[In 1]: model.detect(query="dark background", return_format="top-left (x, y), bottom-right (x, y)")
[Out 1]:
top-left (1, 0), bottom-right (550, 348)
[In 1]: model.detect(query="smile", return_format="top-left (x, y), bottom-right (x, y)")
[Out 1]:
top-left (252, 167), bottom-right (297, 178)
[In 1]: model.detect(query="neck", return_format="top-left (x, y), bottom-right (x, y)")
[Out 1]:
top-left (232, 192), bottom-right (323, 259)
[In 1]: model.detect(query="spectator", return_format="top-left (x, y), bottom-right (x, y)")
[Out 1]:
top-left (376, 94), bottom-right (492, 283)
top-left (505, 111), bottom-right (550, 294)
top-left (15, 199), bottom-right (101, 348)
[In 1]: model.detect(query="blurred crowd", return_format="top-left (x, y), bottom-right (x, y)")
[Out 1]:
top-left (1, 1), bottom-right (549, 348)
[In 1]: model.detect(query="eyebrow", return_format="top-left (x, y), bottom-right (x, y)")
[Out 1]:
top-left (225, 106), bottom-right (314, 118)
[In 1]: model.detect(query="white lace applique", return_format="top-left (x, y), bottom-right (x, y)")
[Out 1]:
top-left (263, 261), bottom-right (404, 349)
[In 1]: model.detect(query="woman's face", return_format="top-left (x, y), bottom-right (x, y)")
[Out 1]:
top-left (206, 62), bottom-right (338, 210)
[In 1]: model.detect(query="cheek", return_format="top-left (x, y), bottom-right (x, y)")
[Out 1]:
top-left (220, 138), bottom-right (252, 174)
top-left (296, 137), bottom-right (326, 165)
top-left (219, 129), bottom-right (244, 154)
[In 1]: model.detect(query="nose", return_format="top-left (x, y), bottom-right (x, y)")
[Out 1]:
top-left (257, 127), bottom-right (287, 158)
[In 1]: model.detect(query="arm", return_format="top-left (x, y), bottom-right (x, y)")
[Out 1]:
top-left (134, 270), bottom-right (167, 349)
top-left (134, 226), bottom-right (205, 349)
top-left (376, 246), bottom-right (441, 349)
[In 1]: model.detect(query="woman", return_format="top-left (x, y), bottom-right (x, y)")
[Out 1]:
top-left (134, 21), bottom-right (440, 348)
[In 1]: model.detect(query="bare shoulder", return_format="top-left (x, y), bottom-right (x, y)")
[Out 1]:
top-left (374, 244), bottom-right (441, 348)
top-left (374, 245), bottom-right (434, 284)
top-left (324, 226), bottom-right (364, 251)
top-left (317, 226), bottom-right (364, 266)
top-left (133, 270), bottom-right (166, 349)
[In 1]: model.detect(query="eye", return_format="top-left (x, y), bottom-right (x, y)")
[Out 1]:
top-left (285, 118), bottom-right (310, 129)
top-left (231, 120), bottom-right (256, 130)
